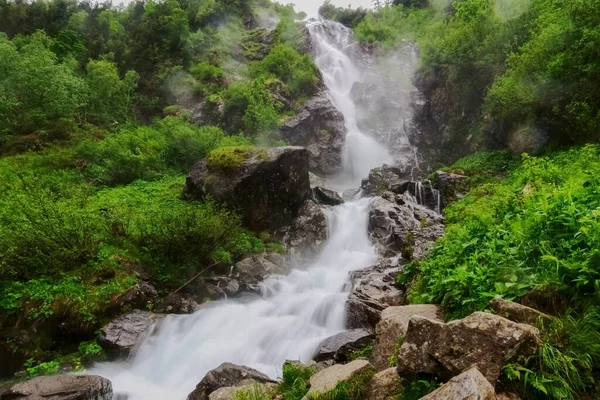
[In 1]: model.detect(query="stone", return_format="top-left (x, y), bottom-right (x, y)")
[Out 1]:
top-left (98, 310), bottom-right (164, 359)
top-left (418, 368), bottom-right (495, 400)
top-left (396, 312), bottom-right (541, 384)
top-left (202, 277), bottom-right (241, 300)
top-left (280, 93), bottom-right (346, 176)
top-left (372, 305), bottom-right (443, 370)
top-left (312, 186), bottom-right (344, 206)
top-left (108, 281), bottom-right (158, 312)
top-left (489, 297), bottom-right (552, 327)
top-left (234, 253), bottom-right (289, 292)
top-left (185, 146), bottom-right (311, 232)
top-left (0, 375), bottom-right (112, 400)
top-left (156, 292), bottom-right (199, 314)
top-left (208, 382), bottom-right (277, 400)
top-left (346, 264), bottom-right (404, 330)
top-left (433, 170), bottom-right (469, 209)
top-left (303, 360), bottom-right (376, 399)
top-left (187, 363), bottom-right (275, 400)
top-left (313, 329), bottom-right (373, 362)
top-left (281, 200), bottom-right (328, 262)
top-left (368, 195), bottom-right (444, 262)
top-left (365, 368), bottom-right (404, 400)
top-left (361, 165), bottom-right (410, 197)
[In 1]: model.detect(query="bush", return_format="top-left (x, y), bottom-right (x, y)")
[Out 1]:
top-left (206, 146), bottom-right (256, 170)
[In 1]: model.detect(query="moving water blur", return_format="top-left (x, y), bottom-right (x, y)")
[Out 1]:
top-left (91, 19), bottom-right (390, 399)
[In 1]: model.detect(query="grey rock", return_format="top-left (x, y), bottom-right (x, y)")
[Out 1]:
top-left (361, 165), bottom-right (410, 197)
top-left (156, 292), bottom-right (199, 314)
top-left (203, 277), bottom-right (241, 299)
top-left (365, 368), bottom-right (404, 400)
top-left (313, 329), bottom-right (373, 362)
top-left (0, 375), bottom-right (112, 400)
top-left (303, 360), bottom-right (376, 400)
top-left (208, 382), bottom-right (276, 400)
top-left (418, 367), bottom-right (495, 400)
top-left (396, 312), bottom-right (541, 384)
top-left (372, 305), bottom-right (443, 370)
top-left (108, 281), bottom-right (158, 312)
top-left (280, 93), bottom-right (346, 176)
top-left (186, 363), bottom-right (274, 400)
top-left (185, 146), bottom-right (311, 232)
top-left (346, 264), bottom-right (405, 330)
top-left (489, 297), bottom-right (552, 327)
top-left (234, 253), bottom-right (289, 292)
top-left (312, 186), bottom-right (344, 206)
top-left (433, 170), bottom-right (469, 209)
top-left (281, 200), bottom-right (328, 263)
top-left (98, 310), bottom-right (164, 359)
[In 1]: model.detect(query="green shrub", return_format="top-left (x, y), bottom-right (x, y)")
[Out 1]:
top-left (277, 363), bottom-right (315, 400)
top-left (206, 146), bottom-right (255, 170)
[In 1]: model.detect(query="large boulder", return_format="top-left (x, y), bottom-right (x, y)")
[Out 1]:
top-left (280, 93), bottom-right (346, 176)
top-left (372, 305), bottom-right (443, 370)
top-left (346, 263), bottom-right (404, 331)
top-left (187, 363), bottom-right (274, 400)
top-left (302, 360), bottom-right (376, 399)
top-left (365, 368), bottom-right (404, 400)
top-left (368, 193), bottom-right (444, 262)
top-left (433, 170), bottom-right (469, 209)
top-left (489, 297), bottom-right (552, 327)
top-left (0, 375), bottom-right (112, 400)
top-left (313, 329), bottom-right (373, 362)
top-left (185, 146), bottom-right (311, 232)
top-left (208, 382), bottom-right (276, 400)
top-left (361, 165), bottom-right (410, 197)
top-left (418, 368), bottom-right (496, 400)
top-left (98, 310), bottom-right (164, 360)
top-left (396, 312), bottom-right (541, 384)
top-left (234, 253), bottom-right (289, 292)
top-left (280, 199), bottom-right (328, 262)
top-left (312, 186), bottom-right (344, 206)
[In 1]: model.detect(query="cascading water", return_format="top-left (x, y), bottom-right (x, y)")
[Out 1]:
top-left (90, 19), bottom-right (392, 400)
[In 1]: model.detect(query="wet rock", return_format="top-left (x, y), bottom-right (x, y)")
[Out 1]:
top-left (312, 186), bottom-right (344, 206)
top-left (309, 172), bottom-right (327, 188)
top-left (313, 329), bottom-right (373, 362)
top-left (361, 165), bottom-right (410, 197)
top-left (281, 200), bottom-right (328, 262)
top-left (489, 298), bottom-right (552, 327)
top-left (98, 310), bottom-right (164, 360)
top-left (303, 359), bottom-right (376, 399)
top-left (418, 367), bottom-right (495, 400)
top-left (234, 253), bottom-right (288, 292)
top-left (156, 293), bottom-right (199, 314)
top-left (280, 93), bottom-right (346, 176)
top-left (185, 146), bottom-right (311, 232)
top-left (365, 368), bottom-right (404, 400)
top-left (368, 195), bottom-right (444, 261)
top-left (396, 312), bottom-right (541, 384)
top-left (372, 305), bottom-right (443, 371)
top-left (108, 281), bottom-right (158, 312)
top-left (186, 363), bottom-right (275, 400)
top-left (0, 375), bottom-right (112, 400)
top-left (433, 170), bottom-right (469, 209)
top-left (346, 264), bottom-right (405, 330)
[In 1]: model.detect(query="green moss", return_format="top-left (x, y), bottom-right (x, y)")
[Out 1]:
top-left (206, 146), bottom-right (255, 170)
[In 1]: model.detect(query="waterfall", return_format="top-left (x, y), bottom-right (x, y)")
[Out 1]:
top-left (90, 19), bottom-right (391, 400)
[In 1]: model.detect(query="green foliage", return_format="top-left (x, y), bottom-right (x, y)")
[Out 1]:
top-left (206, 146), bottom-right (255, 170)
top-left (348, 344), bottom-right (373, 361)
top-left (277, 363), bottom-right (315, 400)
top-left (318, 1), bottom-right (368, 28)
top-left (308, 370), bottom-right (375, 400)
top-left (400, 376), bottom-right (442, 400)
top-left (404, 145), bottom-right (600, 398)
top-left (233, 384), bottom-right (273, 400)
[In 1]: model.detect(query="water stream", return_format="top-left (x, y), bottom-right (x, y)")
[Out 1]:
top-left (91, 19), bottom-right (393, 400)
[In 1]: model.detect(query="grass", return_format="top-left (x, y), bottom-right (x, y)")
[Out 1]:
top-left (276, 363), bottom-right (314, 400)
top-left (401, 145), bottom-right (600, 399)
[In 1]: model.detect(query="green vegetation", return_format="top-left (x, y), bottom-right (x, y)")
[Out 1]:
top-left (402, 146), bottom-right (600, 399)
top-left (400, 375), bottom-right (442, 400)
top-left (0, 0), bottom-right (317, 377)
top-left (276, 363), bottom-right (315, 400)
top-left (347, 344), bottom-right (373, 361)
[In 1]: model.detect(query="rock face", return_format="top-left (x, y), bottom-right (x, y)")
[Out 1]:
top-left (313, 329), bottom-right (373, 362)
top-left (280, 93), bottom-right (346, 176)
top-left (371, 305), bottom-right (443, 370)
top-left (156, 292), bottom-right (199, 314)
top-left (312, 186), bottom-right (344, 206)
top-left (396, 312), bottom-right (541, 384)
top-left (419, 368), bottom-right (496, 400)
top-left (108, 281), bottom-right (158, 312)
top-left (303, 359), bottom-right (376, 399)
top-left (433, 170), bottom-right (469, 209)
top-left (187, 363), bottom-right (274, 400)
top-left (98, 310), bottom-right (164, 359)
top-left (365, 368), bottom-right (404, 400)
top-left (234, 253), bottom-right (289, 292)
top-left (281, 199), bottom-right (328, 262)
top-left (185, 146), bottom-right (311, 232)
top-left (346, 264), bottom-right (404, 330)
top-left (0, 375), bottom-right (112, 400)
top-left (368, 193), bottom-right (444, 261)
top-left (361, 165), bottom-right (411, 197)
top-left (489, 297), bottom-right (552, 327)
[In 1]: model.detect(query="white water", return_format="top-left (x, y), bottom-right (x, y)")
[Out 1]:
top-left (91, 20), bottom-right (390, 400)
